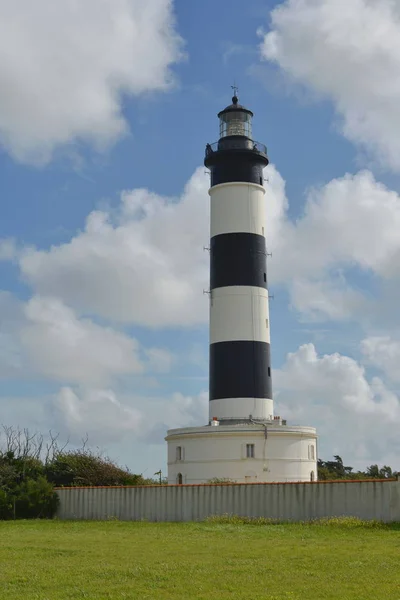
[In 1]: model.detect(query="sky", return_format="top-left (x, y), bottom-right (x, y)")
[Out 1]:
top-left (1, 0), bottom-right (400, 476)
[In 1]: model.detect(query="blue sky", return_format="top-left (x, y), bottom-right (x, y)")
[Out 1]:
top-left (1, 0), bottom-right (400, 476)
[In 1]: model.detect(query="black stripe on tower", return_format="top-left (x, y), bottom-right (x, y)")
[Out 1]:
top-left (204, 137), bottom-right (269, 187)
top-left (210, 341), bottom-right (272, 400)
top-left (210, 232), bottom-right (267, 290)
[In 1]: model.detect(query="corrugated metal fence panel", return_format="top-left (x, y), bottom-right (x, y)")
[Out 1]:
top-left (55, 480), bottom-right (400, 523)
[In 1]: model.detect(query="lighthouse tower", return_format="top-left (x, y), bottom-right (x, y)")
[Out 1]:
top-left (166, 94), bottom-right (317, 484)
top-left (205, 92), bottom-right (272, 424)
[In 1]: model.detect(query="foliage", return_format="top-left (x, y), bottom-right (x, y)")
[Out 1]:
top-left (0, 448), bottom-right (59, 519)
top-left (365, 464), bottom-right (395, 479)
top-left (0, 425), bottom-right (148, 520)
top-left (309, 516), bottom-right (387, 529)
top-left (205, 514), bottom-right (388, 528)
top-left (14, 477), bottom-right (59, 519)
top-left (206, 477), bottom-right (237, 484)
top-left (318, 455), bottom-right (399, 481)
top-left (205, 513), bottom-right (278, 525)
top-left (45, 451), bottom-right (146, 487)
top-left (0, 488), bottom-right (13, 520)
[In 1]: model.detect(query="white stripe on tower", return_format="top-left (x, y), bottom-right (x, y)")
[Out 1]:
top-left (210, 182), bottom-right (266, 238)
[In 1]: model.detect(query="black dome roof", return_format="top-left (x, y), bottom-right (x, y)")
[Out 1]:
top-left (218, 95), bottom-right (253, 118)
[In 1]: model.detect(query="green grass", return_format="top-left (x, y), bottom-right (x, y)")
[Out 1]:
top-left (0, 518), bottom-right (400, 599)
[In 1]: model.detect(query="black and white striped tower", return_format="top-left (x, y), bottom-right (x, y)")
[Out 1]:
top-left (204, 93), bottom-right (273, 422)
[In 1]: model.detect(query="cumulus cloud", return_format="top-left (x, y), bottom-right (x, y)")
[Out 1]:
top-left (0, 239), bottom-right (17, 261)
top-left (0, 0), bottom-right (183, 164)
top-left (20, 296), bottom-right (145, 385)
top-left (361, 336), bottom-right (400, 383)
top-left (54, 387), bottom-right (143, 443)
top-left (274, 343), bottom-right (400, 467)
top-left (259, 0), bottom-right (400, 171)
top-left (0, 292), bottom-right (25, 377)
top-left (11, 160), bottom-right (400, 326)
top-left (52, 386), bottom-right (208, 444)
top-left (144, 347), bottom-right (176, 374)
top-left (20, 168), bottom-right (210, 327)
top-left (271, 170), bottom-right (400, 282)
top-left (0, 292), bottom-right (175, 384)
top-left (18, 339), bottom-right (400, 467)
top-left (290, 277), bottom-right (368, 322)
top-left (269, 170), bottom-right (400, 322)
top-left (15, 164), bottom-right (400, 325)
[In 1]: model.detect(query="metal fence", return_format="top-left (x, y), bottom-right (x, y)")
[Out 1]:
top-left (205, 139), bottom-right (267, 157)
top-left (55, 479), bottom-right (400, 523)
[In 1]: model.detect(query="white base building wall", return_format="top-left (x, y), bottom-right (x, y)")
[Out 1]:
top-left (166, 424), bottom-right (317, 484)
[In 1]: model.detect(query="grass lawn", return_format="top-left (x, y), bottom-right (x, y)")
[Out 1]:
top-left (0, 519), bottom-right (399, 599)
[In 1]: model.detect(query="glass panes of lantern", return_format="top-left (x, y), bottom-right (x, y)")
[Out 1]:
top-left (219, 111), bottom-right (252, 139)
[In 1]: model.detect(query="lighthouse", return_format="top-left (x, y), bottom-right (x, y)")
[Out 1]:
top-left (166, 93), bottom-right (317, 484)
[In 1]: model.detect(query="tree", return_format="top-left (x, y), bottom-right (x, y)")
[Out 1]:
top-left (318, 455), bottom-right (399, 481)
top-left (318, 456), bottom-right (353, 480)
top-left (365, 464), bottom-right (394, 479)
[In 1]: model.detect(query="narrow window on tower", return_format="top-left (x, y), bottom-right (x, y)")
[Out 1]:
top-left (262, 227), bottom-right (265, 236)
top-left (263, 272), bottom-right (266, 282)
top-left (260, 176), bottom-right (263, 185)
top-left (268, 367), bottom-right (271, 377)
top-left (246, 443), bottom-right (255, 458)
top-left (176, 446), bottom-right (182, 461)
top-left (310, 445), bottom-right (315, 460)
top-left (266, 318), bottom-right (269, 329)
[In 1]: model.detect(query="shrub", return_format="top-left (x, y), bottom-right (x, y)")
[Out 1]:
top-left (309, 516), bottom-right (387, 529)
top-left (205, 514), bottom-right (279, 525)
top-left (0, 489), bottom-right (13, 520)
top-left (207, 478), bottom-right (237, 484)
top-left (14, 477), bottom-right (59, 519)
top-left (205, 514), bottom-right (389, 528)
top-left (45, 451), bottom-right (145, 487)
top-left (0, 477), bottom-right (59, 520)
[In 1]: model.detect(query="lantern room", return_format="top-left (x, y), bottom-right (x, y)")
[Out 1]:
top-left (218, 95), bottom-right (253, 139)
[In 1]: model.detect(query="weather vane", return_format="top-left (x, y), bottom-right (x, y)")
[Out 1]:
top-left (231, 81), bottom-right (239, 97)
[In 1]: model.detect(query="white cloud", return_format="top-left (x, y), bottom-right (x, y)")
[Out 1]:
top-left (274, 343), bottom-right (400, 467)
top-left (20, 296), bottom-right (144, 385)
top-left (0, 0), bottom-right (183, 164)
top-left (0, 292), bottom-right (25, 377)
top-left (15, 164), bottom-right (400, 326)
top-left (54, 387), bottom-right (143, 442)
top-left (361, 336), bottom-right (400, 383)
top-left (290, 277), bottom-right (368, 322)
top-left (0, 289), bottom-right (176, 387)
top-left (52, 386), bottom-right (208, 444)
top-left (49, 340), bottom-right (400, 466)
top-left (271, 170), bottom-right (400, 282)
top-left (0, 239), bottom-right (17, 261)
top-left (259, 0), bottom-right (400, 171)
top-left (160, 390), bottom-right (208, 429)
top-left (268, 169), bottom-right (400, 322)
top-left (20, 167), bottom-right (210, 327)
top-left (13, 162), bottom-right (400, 326)
top-left (17, 165), bottom-right (284, 329)
top-left (145, 347), bottom-right (176, 373)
